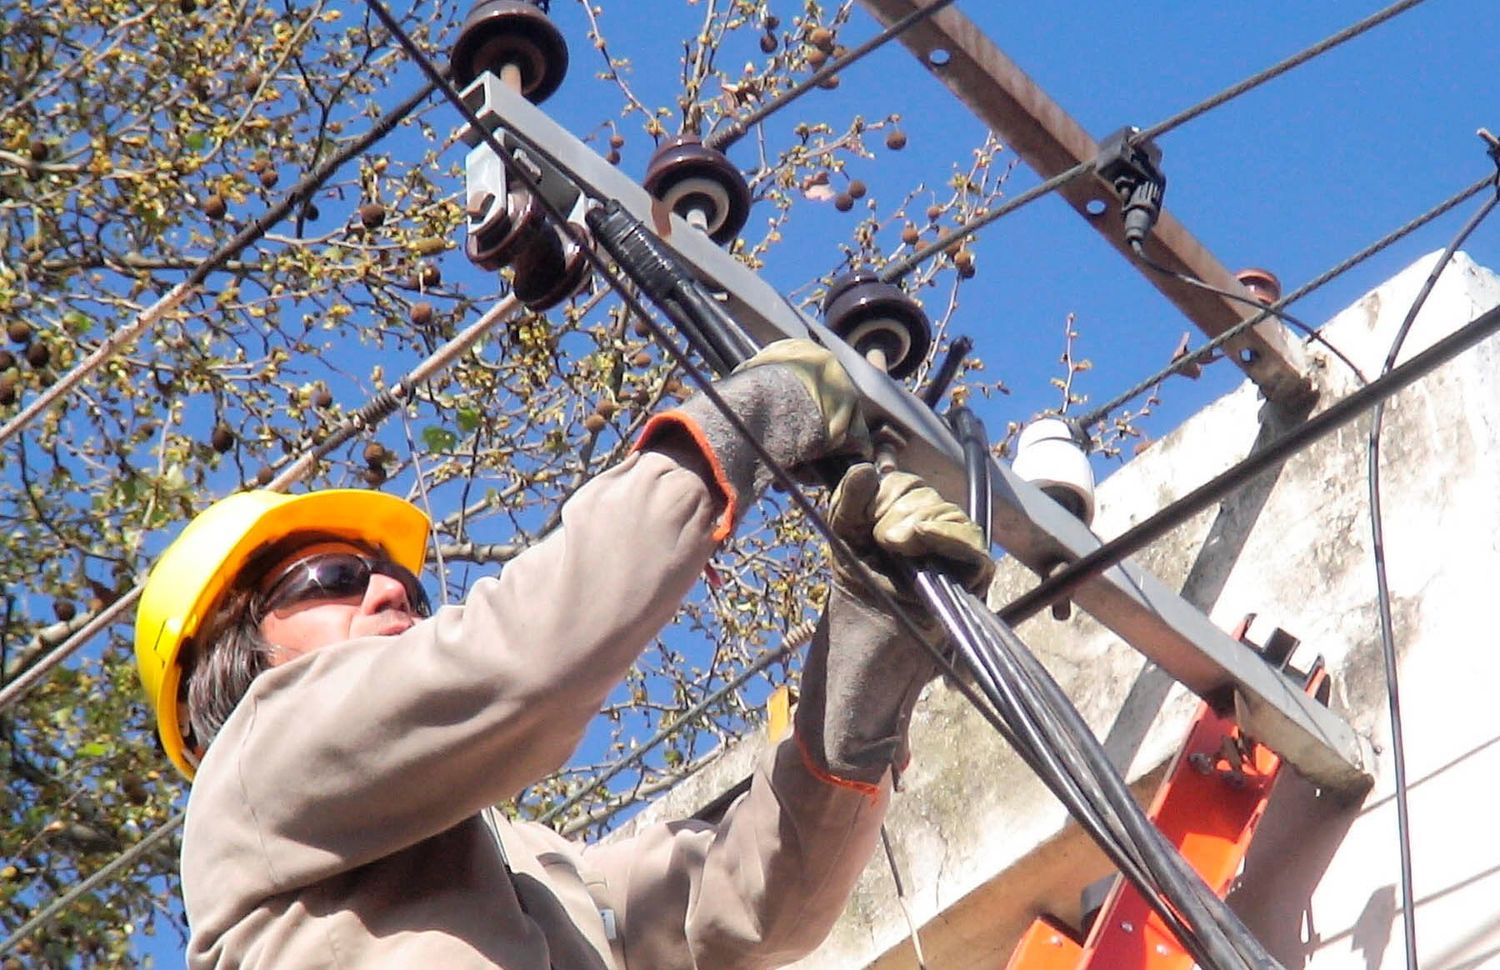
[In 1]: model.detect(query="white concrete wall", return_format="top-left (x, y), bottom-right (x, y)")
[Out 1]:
top-left (623, 252), bottom-right (1500, 970)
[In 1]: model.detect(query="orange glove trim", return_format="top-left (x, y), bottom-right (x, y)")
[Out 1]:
top-left (793, 728), bottom-right (882, 805)
top-left (634, 410), bottom-right (737, 542)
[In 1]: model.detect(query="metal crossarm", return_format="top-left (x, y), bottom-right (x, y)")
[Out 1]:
top-left (461, 76), bottom-right (1371, 796)
top-left (854, 0), bottom-right (1312, 406)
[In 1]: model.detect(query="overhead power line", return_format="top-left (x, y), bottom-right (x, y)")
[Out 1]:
top-left (0, 294), bottom-right (523, 712)
top-left (1075, 170), bottom-right (1496, 430)
top-left (878, 0), bottom-right (1430, 282)
top-left (997, 297), bottom-right (1500, 626)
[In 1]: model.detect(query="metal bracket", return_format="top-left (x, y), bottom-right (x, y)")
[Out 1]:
top-left (457, 74), bottom-right (1371, 796)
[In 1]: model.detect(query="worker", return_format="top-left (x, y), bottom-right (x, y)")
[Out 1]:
top-left (134, 338), bottom-right (994, 969)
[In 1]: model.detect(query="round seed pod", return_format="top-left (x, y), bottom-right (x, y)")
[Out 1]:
top-left (363, 465), bottom-right (387, 487)
top-left (759, 32), bottom-right (777, 53)
top-left (25, 341), bottom-right (50, 368)
top-left (833, 193), bottom-right (854, 212)
top-left (885, 129), bottom-right (908, 150)
top-left (202, 194), bottom-right (227, 220)
top-left (583, 413), bottom-right (607, 433)
top-left (8, 321), bottom-right (33, 344)
top-left (54, 600), bottom-right (76, 622)
top-left (255, 465), bottom-right (275, 486)
top-left (410, 301), bottom-right (434, 327)
top-left (363, 441), bottom-right (388, 466)
top-left (847, 179), bottom-right (867, 200)
top-left (358, 202), bottom-right (386, 229)
top-left (808, 26), bottom-right (834, 51)
top-left (312, 386), bottom-right (333, 408)
top-left (0, 374), bottom-right (16, 407)
top-left (210, 425), bottom-right (236, 453)
top-left (900, 224), bottom-right (920, 245)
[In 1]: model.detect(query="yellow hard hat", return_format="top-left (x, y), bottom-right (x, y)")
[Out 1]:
top-left (134, 489), bottom-right (430, 780)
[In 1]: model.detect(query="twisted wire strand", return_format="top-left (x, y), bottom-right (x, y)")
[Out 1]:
top-left (0, 295), bottom-right (522, 711)
top-left (1076, 171), bottom-right (1495, 431)
top-left (879, 0), bottom-right (1429, 283)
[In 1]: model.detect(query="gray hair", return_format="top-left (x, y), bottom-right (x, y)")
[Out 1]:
top-left (181, 586), bottom-right (277, 751)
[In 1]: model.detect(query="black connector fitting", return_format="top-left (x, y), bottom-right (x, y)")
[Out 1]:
top-left (1095, 127), bottom-right (1167, 250)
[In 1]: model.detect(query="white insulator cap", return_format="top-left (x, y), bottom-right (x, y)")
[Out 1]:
top-left (1012, 418), bottom-right (1096, 526)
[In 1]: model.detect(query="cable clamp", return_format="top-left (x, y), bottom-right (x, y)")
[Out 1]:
top-left (1095, 127), bottom-right (1167, 248)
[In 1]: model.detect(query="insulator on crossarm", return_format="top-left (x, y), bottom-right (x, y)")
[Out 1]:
top-left (1011, 418), bottom-right (1095, 526)
top-left (821, 272), bottom-right (932, 380)
top-left (451, 0), bottom-right (569, 103)
top-left (642, 135), bottom-right (751, 246)
top-left (511, 221), bottom-right (593, 311)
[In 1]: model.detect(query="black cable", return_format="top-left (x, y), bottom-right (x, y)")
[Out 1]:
top-left (939, 410), bottom-right (1258, 966)
top-left (928, 577), bottom-right (1235, 967)
top-left (1076, 172), bottom-right (1495, 432)
top-left (1365, 178), bottom-right (1500, 970)
top-left (705, 0), bottom-right (959, 152)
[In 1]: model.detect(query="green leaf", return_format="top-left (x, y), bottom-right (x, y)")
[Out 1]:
top-left (421, 426), bottom-right (457, 451)
top-left (456, 407), bottom-right (480, 433)
top-left (77, 741), bottom-right (110, 758)
top-left (183, 132), bottom-right (206, 151)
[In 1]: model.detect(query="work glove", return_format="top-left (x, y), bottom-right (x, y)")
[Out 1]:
top-left (636, 337), bottom-right (869, 539)
top-left (795, 463), bottom-right (995, 787)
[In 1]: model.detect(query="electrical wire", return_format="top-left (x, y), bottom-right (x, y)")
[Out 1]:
top-left (0, 812), bottom-right (184, 957)
top-left (0, 81), bottom-right (437, 450)
top-left (1364, 176), bottom-right (1500, 970)
top-left (0, 294), bottom-right (525, 712)
top-left (1130, 242), bottom-right (1369, 385)
top-left (1136, 0), bottom-right (1429, 144)
top-left (909, 411), bottom-right (1268, 966)
top-left (998, 298), bottom-right (1500, 626)
top-left (876, 0), bottom-right (1428, 284)
top-left (705, 0), bottom-right (959, 152)
top-left (1076, 171), bottom-right (1495, 431)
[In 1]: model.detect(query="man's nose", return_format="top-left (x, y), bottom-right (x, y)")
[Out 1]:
top-left (361, 572), bottom-right (412, 615)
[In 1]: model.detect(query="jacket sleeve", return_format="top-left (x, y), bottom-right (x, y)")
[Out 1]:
top-left (580, 599), bottom-right (897, 970)
top-left (201, 446), bottom-right (722, 886)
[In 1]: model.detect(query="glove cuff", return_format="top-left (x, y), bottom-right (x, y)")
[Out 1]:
top-left (634, 365), bottom-right (829, 539)
top-left (794, 583), bottom-right (934, 786)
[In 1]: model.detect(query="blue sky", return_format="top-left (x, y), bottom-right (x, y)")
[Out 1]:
top-left (118, 0), bottom-right (1500, 963)
top-left (543, 0), bottom-right (1500, 453)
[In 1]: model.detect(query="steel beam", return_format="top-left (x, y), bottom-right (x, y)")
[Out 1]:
top-left (461, 77), bottom-right (1369, 795)
top-left (855, 0), bottom-right (1312, 407)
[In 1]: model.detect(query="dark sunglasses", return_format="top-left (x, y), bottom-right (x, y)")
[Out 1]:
top-left (257, 552), bottom-right (431, 618)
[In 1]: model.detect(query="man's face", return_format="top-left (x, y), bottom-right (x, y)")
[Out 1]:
top-left (254, 539), bottom-right (428, 666)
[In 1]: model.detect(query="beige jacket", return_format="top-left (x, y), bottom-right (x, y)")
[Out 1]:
top-left (181, 447), bottom-right (890, 969)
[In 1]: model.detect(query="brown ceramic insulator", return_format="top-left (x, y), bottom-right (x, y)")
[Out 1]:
top-left (450, 0), bottom-right (569, 103)
top-left (821, 272), bottom-right (932, 380)
top-left (642, 135), bottom-right (751, 246)
top-left (1235, 267), bottom-right (1282, 306)
top-left (512, 222), bottom-right (592, 311)
top-left (466, 189), bottom-right (546, 271)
